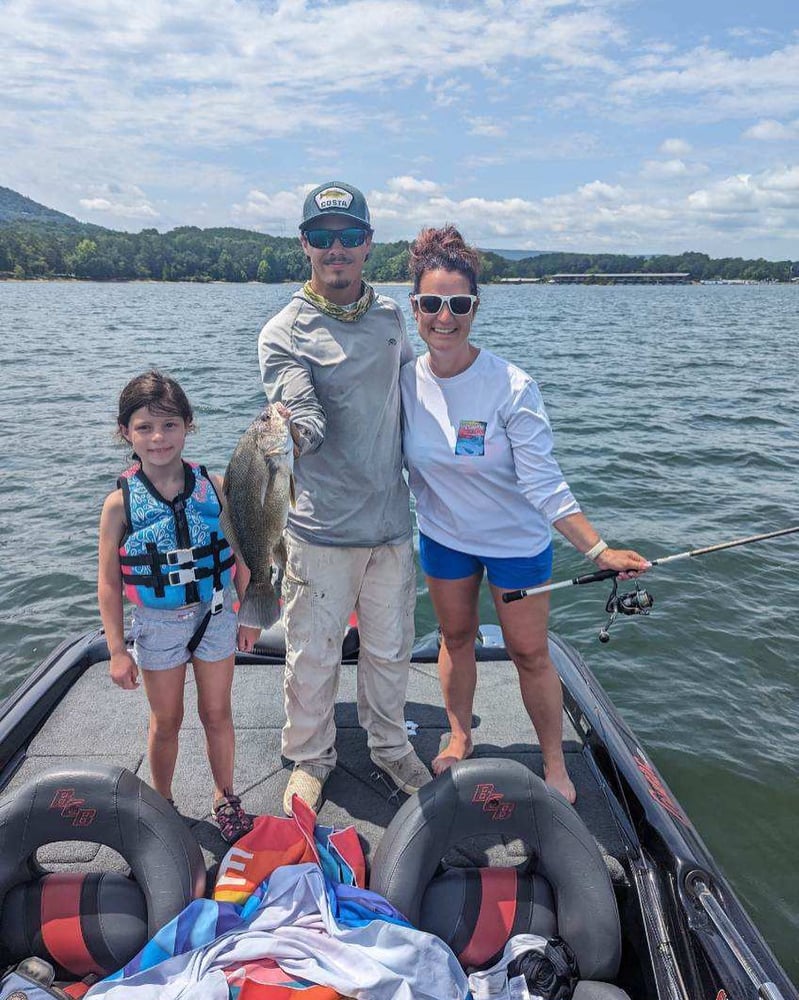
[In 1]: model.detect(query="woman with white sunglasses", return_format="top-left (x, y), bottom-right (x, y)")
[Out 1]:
top-left (400, 225), bottom-right (649, 802)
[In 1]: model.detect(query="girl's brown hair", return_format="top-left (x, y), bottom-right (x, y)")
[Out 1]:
top-left (116, 371), bottom-right (194, 459)
top-left (408, 224), bottom-right (481, 294)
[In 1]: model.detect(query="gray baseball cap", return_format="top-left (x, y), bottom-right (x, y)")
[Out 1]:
top-left (299, 181), bottom-right (371, 231)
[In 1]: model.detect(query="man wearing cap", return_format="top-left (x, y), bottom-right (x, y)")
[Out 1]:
top-left (258, 181), bottom-right (432, 815)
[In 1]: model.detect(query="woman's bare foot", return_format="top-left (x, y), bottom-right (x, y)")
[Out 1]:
top-left (432, 733), bottom-right (473, 776)
top-left (543, 761), bottom-right (577, 803)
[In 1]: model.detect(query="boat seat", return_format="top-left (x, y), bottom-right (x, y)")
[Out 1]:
top-left (0, 762), bottom-right (205, 978)
top-left (370, 757), bottom-right (631, 1000)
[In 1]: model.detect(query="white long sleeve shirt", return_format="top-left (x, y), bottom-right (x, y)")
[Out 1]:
top-left (400, 350), bottom-right (580, 559)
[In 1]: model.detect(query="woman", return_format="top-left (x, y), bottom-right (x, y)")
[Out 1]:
top-left (400, 226), bottom-right (649, 803)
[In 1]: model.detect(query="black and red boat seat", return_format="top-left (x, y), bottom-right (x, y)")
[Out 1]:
top-left (0, 763), bottom-right (205, 978)
top-left (370, 757), bottom-right (631, 1000)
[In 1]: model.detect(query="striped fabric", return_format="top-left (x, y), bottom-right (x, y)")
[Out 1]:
top-left (89, 800), bottom-right (440, 1000)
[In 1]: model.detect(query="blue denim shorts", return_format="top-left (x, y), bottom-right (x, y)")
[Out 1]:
top-left (130, 593), bottom-right (237, 671)
top-left (419, 532), bottom-right (553, 590)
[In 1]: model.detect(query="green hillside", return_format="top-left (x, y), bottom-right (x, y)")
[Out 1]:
top-left (0, 186), bottom-right (78, 225)
top-left (0, 186), bottom-right (795, 282)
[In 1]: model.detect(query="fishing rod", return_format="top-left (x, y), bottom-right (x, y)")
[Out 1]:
top-left (502, 526), bottom-right (799, 643)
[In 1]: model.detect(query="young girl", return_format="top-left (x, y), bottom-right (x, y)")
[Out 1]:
top-left (98, 370), bottom-right (260, 842)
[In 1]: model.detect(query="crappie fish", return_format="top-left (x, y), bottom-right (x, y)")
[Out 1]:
top-left (220, 405), bottom-right (294, 630)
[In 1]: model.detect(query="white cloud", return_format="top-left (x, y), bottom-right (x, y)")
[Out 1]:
top-left (230, 188), bottom-right (308, 233)
top-left (4, 0), bottom-right (799, 256)
top-left (688, 166), bottom-right (799, 216)
top-left (258, 166), bottom-right (799, 253)
top-left (743, 119), bottom-right (799, 141)
top-left (468, 118), bottom-right (507, 138)
top-left (78, 185), bottom-right (159, 220)
top-left (386, 177), bottom-right (442, 195)
top-left (659, 138), bottom-right (692, 156)
top-left (612, 43), bottom-right (799, 121)
top-left (641, 158), bottom-right (709, 179)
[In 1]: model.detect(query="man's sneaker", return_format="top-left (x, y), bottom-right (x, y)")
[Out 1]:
top-left (370, 748), bottom-right (433, 795)
top-left (212, 791), bottom-right (253, 843)
top-left (283, 763), bottom-right (332, 816)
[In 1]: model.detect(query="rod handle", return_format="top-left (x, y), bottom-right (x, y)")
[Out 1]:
top-left (573, 568), bottom-right (619, 584)
top-left (502, 567), bottom-right (620, 603)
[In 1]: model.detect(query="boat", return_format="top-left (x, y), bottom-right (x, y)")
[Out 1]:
top-left (0, 623), bottom-right (795, 1000)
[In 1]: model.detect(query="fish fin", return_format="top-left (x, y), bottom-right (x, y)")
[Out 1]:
top-left (219, 506), bottom-right (239, 554)
top-left (271, 563), bottom-right (284, 603)
top-left (273, 536), bottom-right (287, 572)
top-left (289, 474), bottom-right (296, 508)
top-left (237, 580), bottom-right (280, 630)
top-left (259, 461), bottom-right (276, 508)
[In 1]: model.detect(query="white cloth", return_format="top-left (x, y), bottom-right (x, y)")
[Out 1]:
top-left (281, 535), bottom-right (417, 766)
top-left (468, 934), bottom-right (551, 1000)
top-left (87, 864), bottom-right (469, 1000)
top-left (400, 350), bottom-right (580, 559)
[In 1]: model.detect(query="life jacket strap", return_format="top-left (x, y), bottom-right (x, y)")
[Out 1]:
top-left (119, 553), bottom-right (235, 591)
top-left (119, 541), bottom-right (232, 568)
top-left (146, 541), bottom-right (166, 598)
top-left (165, 547), bottom-right (196, 567)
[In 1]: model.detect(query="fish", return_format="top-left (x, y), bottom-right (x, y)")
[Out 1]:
top-left (220, 404), bottom-right (294, 630)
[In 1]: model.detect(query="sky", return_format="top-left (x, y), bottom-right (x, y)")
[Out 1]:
top-left (2, 0), bottom-right (798, 259)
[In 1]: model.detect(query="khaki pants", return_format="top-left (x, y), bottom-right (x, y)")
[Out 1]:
top-left (281, 535), bottom-right (416, 767)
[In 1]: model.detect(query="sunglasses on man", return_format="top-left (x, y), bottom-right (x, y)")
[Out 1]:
top-left (410, 293), bottom-right (479, 316)
top-left (304, 228), bottom-right (369, 250)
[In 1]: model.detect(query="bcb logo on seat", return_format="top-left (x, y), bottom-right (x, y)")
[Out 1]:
top-left (472, 782), bottom-right (515, 820)
top-left (49, 788), bottom-right (97, 827)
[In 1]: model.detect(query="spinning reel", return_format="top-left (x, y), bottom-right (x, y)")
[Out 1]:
top-left (598, 577), bottom-right (654, 643)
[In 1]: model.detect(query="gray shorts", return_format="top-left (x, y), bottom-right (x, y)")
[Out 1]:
top-left (130, 594), bottom-right (238, 671)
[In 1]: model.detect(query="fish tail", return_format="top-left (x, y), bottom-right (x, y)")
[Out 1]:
top-left (238, 580), bottom-right (280, 630)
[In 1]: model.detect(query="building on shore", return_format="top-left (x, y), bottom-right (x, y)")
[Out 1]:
top-left (546, 272), bottom-right (693, 285)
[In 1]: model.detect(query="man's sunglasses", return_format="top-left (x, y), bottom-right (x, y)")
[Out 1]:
top-left (304, 227), bottom-right (369, 249)
top-left (411, 293), bottom-right (478, 316)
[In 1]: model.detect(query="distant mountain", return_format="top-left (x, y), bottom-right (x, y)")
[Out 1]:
top-left (479, 247), bottom-right (547, 261)
top-left (0, 186), bottom-right (79, 225)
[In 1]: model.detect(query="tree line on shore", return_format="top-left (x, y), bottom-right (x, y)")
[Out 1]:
top-left (1, 220), bottom-right (796, 283)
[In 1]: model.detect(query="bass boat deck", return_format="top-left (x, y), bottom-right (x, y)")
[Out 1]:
top-left (0, 627), bottom-right (795, 1000)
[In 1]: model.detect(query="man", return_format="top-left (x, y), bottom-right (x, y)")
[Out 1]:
top-left (258, 180), bottom-right (432, 815)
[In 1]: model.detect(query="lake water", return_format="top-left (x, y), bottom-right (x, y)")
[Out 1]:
top-left (1, 279), bottom-right (797, 980)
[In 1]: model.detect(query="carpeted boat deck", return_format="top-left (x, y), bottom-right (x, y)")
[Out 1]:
top-left (6, 653), bottom-right (627, 883)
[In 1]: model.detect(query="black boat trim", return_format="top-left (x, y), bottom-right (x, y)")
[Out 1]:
top-left (685, 872), bottom-right (788, 1000)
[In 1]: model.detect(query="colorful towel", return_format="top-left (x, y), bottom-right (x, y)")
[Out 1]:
top-left (85, 802), bottom-right (469, 1000)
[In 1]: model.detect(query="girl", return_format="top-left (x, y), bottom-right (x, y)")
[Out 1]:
top-left (400, 226), bottom-right (650, 802)
top-left (98, 370), bottom-right (260, 842)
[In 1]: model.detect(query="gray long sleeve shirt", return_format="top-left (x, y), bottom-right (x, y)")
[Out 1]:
top-left (258, 288), bottom-right (414, 546)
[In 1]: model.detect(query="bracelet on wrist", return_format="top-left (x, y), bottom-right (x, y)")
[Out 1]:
top-left (585, 539), bottom-right (609, 562)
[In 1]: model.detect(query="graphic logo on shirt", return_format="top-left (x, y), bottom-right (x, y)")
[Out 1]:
top-left (455, 420), bottom-right (487, 457)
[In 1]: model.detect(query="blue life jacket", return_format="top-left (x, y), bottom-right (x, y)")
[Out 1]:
top-left (118, 461), bottom-right (234, 610)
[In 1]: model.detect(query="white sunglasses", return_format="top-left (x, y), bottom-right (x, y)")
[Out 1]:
top-left (410, 293), bottom-right (478, 316)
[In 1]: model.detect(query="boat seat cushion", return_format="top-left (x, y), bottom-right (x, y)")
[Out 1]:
top-left (420, 866), bottom-right (557, 969)
top-left (371, 758), bottom-right (622, 982)
top-left (574, 981), bottom-right (631, 999)
top-left (0, 871), bottom-right (147, 977)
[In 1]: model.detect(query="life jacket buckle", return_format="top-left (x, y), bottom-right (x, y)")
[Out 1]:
top-left (166, 547), bottom-right (196, 567)
top-left (210, 588), bottom-right (225, 615)
top-left (168, 567), bottom-right (198, 586)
